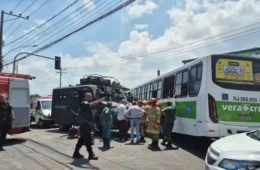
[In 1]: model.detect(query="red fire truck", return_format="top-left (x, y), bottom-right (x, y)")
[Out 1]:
top-left (0, 73), bottom-right (35, 136)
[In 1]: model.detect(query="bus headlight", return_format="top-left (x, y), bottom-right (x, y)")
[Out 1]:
top-left (219, 159), bottom-right (260, 170)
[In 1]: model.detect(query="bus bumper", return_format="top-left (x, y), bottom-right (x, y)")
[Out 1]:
top-left (219, 123), bottom-right (260, 136)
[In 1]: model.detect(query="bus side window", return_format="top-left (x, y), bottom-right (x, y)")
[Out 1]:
top-left (157, 80), bottom-right (162, 99)
top-left (162, 75), bottom-right (175, 98)
top-left (175, 70), bottom-right (188, 97)
top-left (189, 65), bottom-right (202, 96)
top-left (152, 81), bottom-right (158, 98)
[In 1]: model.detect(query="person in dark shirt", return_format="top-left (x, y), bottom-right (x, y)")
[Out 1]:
top-left (0, 94), bottom-right (15, 151)
top-left (72, 92), bottom-right (105, 160)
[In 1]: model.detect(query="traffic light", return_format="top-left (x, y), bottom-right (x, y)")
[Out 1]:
top-left (55, 56), bottom-right (61, 70)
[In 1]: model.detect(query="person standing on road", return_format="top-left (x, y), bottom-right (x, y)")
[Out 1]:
top-left (114, 99), bottom-right (128, 142)
top-left (125, 101), bottom-right (144, 144)
top-left (139, 100), bottom-right (149, 143)
top-left (161, 102), bottom-right (176, 149)
top-left (100, 102), bottom-right (113, 149)
top-left (0, 94), bottom-right (15, 151)
top-left (73, 92), bottom-right (105, 160)
top-left (146, 98), bottom-right (161, 148)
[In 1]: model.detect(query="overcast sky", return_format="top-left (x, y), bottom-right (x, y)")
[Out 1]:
top-left (1, 0), bottom-right (260, 96)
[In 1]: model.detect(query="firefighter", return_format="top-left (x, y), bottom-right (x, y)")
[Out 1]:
top-left (72, 92), bottom-right (105, 160)
top-left (161, 102), bottom-right (176, 149)
top-left (139, 100), bottom-right (149, 143)
top-left (100, 102), bottom-right (113, 149)
top-left (146, 98), bottom-right (161, 148)
top-left (147, 100), bottom-right (152, 106)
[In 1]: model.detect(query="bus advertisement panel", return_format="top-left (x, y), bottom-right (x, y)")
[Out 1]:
top-left (211, 56), bottom-right (260, 126)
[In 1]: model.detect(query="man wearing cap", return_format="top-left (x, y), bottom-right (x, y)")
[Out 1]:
top-left (146, 98), bottom-right (161, 148)
top-left (114, 99), bottom-right (128, 142)
top-left (139, 100), bottom-right (149, 143)
top-left (125, 101), bottom-right (144, 144)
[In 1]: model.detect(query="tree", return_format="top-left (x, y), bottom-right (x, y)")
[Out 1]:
top-left (111, 81), bottom-right (130, 91)
top-left (30, 94), bottom-right (41, 98)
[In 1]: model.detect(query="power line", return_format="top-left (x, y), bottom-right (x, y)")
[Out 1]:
top-left (8, 0), bottom-right (136, 63)
top-left (5, 0), bottom-right (24, 20)
top-left (64, 29), bottom-right (260, 70)
top-left (3, 18), bottom-right (260, 68)
top-left (5, 0), bottom-right (79, 47)
top-left (24, 0), bottom-right (120, 52)
top-left (11, 0), bottom-right (104, 52)
top-left (12, 0), bottom-right (24, 12)
top-left (21, 0), bottom-right (38, 13)
top-left (7, 0), bottom-right (92, 51)
top-left (4, 0), bottom-right (37, 33)
top-left (4, 0), bottom-right (50, 42)
top-left (34, 30), bottom-right (260, 85)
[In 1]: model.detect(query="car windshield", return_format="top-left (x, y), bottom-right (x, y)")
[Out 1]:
top-left (247, 130), bottom-right (260, 141)
top-left (41, 101), bottom-right (52, 109)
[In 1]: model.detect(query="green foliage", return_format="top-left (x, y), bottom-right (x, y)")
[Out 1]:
top-left (111, 81), bottom-right (130, 91)
top-left (30, 94), bottom-right (41, 98)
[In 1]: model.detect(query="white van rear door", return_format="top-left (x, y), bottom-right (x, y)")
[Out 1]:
top-left (9, 78), bottom-right (30, 128)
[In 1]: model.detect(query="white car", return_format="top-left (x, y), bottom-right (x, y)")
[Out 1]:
top-left (205, 129), bottom-right (260, 170)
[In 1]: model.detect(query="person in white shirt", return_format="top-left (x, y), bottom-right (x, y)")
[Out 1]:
top-left (114, 99), bottom-right (128, 142)
top-left (125, 101), bottom-right (144, 144)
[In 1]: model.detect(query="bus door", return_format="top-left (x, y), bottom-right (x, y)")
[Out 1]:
top-left (174, 70), bottom-right (197, 136)
top-left (9, 78), bottom-right (30, 133)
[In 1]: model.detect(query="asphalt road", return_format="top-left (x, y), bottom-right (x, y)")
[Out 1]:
top-left (0, 125), bottom-right (213, 170)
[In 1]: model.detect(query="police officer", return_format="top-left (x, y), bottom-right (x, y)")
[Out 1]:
top-left (72, 92), bottom-right (105, 160)
top-left (161, 102), bottom-right (176, 149)
top-left (0, 94), bottom-right (15, 151)
top-left (100, 102), bottom-right (113, 149)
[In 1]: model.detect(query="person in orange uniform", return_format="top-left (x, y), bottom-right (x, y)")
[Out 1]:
top-left (147, 100), bottom-right (152, 106)
top-left (146, 98), bottom-right (161, 148)
top-left (139, 100), bottom-right (149, 143)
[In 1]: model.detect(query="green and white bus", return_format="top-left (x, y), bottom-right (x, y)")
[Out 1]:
top-left (131, 54), bottom-right (260, 138)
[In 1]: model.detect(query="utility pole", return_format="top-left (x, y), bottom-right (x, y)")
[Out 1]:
top-left (0, 10), bottom-right (29, 72)
top-left (15, 65), bottom-right (18, 74)
top-left (56, 68), bottom-right (66, 87)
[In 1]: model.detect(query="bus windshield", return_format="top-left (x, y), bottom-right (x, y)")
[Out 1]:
top-left (212, 55), bottom-right (260, 91)
top-left (41, 101), bottom-right (52, 109)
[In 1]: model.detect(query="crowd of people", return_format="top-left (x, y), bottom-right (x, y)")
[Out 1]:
top-left (109, 98), bottom-right (176, 149)
top-left (72, 92), bottom-right (176, 160)
top-left (0, 92), bottom-right (176, 161)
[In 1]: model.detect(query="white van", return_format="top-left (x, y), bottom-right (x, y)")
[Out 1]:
top-left (31, 98), bottom-right (54, 128)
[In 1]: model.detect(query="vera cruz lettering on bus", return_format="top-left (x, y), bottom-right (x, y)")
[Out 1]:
top-left (217, 101), bottom-right (260, 122)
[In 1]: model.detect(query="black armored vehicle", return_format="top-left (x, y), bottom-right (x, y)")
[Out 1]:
top-left (51, 75), bottom-right (129, 134)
